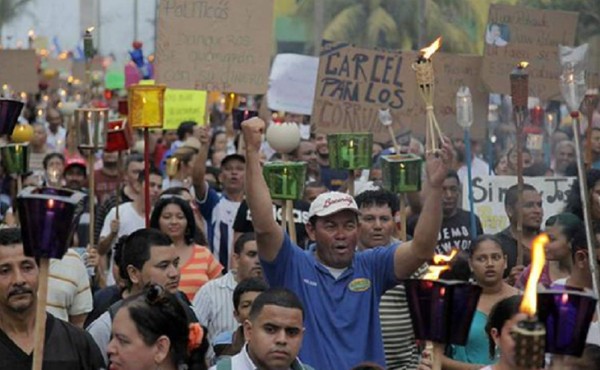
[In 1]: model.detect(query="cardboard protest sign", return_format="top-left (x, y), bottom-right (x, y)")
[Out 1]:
top-left (400, 53), bottom-right (487, 140)
top-left (156, 0), bottom-right (274, 94)
top-left (163, 89), bottom-right (207, 130)
top-left (0, 50), bottom-right (38, 93)
top-left (72, 58), bottom-right (104, 81)
top-left (46, 58), bottom-right (73, 74)
top-left (463, 175), bottom-right (575, 234)
top-left (312, 40), bottom-right (419, 143)
top-left (267, 54), bottom-right (319, 115)
top-left (481, 4), bottom-right (578, 100)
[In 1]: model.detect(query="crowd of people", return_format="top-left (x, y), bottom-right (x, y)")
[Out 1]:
top-left (1, 86), bottom-right (600, 370)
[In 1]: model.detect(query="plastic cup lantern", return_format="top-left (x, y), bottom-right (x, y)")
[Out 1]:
top-left (404, 278), bottom-right (482, 344)
top-left (264, 122), bottom-right (305, 200)
top-left (232, 108), bottom-right (258, 130)
top-left (105, 119), bottom-right (133, 152)
top-left (17, 187), bottom-right (85, 259)
top-left (0, 99), bottom-right (24, 136)
top-left (263, 162), bottom-right (307, 200)
top-left (128, 84), bottom-right (166, 128)
top-left (327, 133), bottom-right (373, 170)
top-left (0, 143), bottom-right (29, 175)
top-left (537, 289), bottom-right (597, 356)
top-left (381, 154), bottom-right (422, 193)
top-left (74, 108), bottom-right (109, 150)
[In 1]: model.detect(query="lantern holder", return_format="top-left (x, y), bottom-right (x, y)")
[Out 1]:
top-left (513, 318), bottom-right (546, 368)
top-left (0, 99), bottom-right (24, 137)
top-left (128, 84), bottom-right (166, 226)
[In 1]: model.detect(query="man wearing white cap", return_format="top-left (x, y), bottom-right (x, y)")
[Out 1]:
top-left (241, 117), bottom-right (453, 370)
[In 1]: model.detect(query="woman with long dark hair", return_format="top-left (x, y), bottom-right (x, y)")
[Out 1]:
top-left (150, 196), bottom-right (222, 300)
top-left (108, 284), bottom-right (208, 370)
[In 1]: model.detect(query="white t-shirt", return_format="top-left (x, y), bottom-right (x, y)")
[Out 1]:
top-left (100, 202), bottom-right (145, 285)
top-left (47, 249), bottom-right (92, 322)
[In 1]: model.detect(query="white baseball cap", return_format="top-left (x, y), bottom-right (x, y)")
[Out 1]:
top-left (308, 191), bottom-right (360, 219)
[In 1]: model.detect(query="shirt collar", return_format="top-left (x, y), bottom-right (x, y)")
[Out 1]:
top-left (242, 344), bottom-right (302, 370)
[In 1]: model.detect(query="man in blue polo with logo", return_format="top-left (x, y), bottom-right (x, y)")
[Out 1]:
top-left (241, 117), bottom-right (452, 370)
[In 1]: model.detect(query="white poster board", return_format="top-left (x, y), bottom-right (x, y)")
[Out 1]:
top-left (462, 175), bottom-right (575, 234)
top-left (267, 54), bottom-right (319, 115)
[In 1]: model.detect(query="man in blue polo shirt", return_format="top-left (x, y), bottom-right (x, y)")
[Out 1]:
top-left (242, 118), bottom-right (452, 369)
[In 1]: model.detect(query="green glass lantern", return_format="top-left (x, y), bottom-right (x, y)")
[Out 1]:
top-left (263, 162), bottom-right (307, 200)
top-left (1, 143), bottom-right (29, 175)
top-left (381, 154), bottom-right (422, 193)
top-left (327, 133), bottom-right (373, 170)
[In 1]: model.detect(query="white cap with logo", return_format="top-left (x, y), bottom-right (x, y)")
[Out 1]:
top-left (308, 191), bottom-right (360, 219)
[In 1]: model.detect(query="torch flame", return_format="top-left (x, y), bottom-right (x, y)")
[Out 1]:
top-left (86, 27), bottom-right (95, 34)
top-left (423, 249), bottom-right (458, 280)
top-left (517, 61), bottom-right (529, 69)
top-left (420, 37), bottom-right (442, 60)
top-left (47, 198), bottom-right (55, 208)
top-left (519, 233), bottom-right (549, 316)
top-left (28, 29), bottom-right (35, 38)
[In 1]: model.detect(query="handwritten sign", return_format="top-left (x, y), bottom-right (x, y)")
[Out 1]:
top-left (481, 4), bottom-right (578, 100)
top-left (400, 53), bottom-right (487, 140)
top-left (0, 50), bottom-right (38, 93)
top-left (463, 175), bottom-right (575, 234)
top-left (312, 40), bottom-right (419, 143)
top-left (156, 0), bottom-right (274, 94)
top-left (164, 89), bottom-right (207, 130)
top-left (267, 54), bottom-right (319, 115)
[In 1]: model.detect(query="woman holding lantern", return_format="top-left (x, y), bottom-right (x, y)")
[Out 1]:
top-left (443, 236), bottom-right (519, 369)
top-left (150, 195), bottom-right (222, 300)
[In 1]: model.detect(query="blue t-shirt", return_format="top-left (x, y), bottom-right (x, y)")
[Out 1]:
top-left (261, 234), bottom-right (398, 369)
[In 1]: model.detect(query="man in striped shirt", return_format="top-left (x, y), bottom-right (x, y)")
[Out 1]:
top-left (192, 232), bottom-right (263, 360)
top-left (193, 127), bottom-right (245, 270)
top-left (355, 189), bottom-right (426, 370)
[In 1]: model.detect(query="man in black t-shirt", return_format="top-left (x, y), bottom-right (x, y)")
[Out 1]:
top-left (233, 199), bottom-right (311, 248)
top-left (0, 228), bottom-right (105, 370)
top-left (408, 170), bottom-right (483, 254)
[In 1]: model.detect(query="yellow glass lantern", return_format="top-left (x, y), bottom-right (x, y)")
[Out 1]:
top-left (128, 84), bottom-right (166, 128)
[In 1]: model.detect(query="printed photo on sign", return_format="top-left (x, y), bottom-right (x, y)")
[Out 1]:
top-left (485, 23), bottom-right (510, 47)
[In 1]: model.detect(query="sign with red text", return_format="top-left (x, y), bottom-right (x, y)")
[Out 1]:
top-left (156, 0), bottom-right (274, 94)
top-left (481, 4), bottom-right (578, 100)
top-left (312, 40), bottom-right (419, 143)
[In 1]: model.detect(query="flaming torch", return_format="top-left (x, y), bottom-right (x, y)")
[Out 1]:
top-left (513, 234), bottom-right (548, 368)
top-left (558, 43), bottom-right (600, 328)
top-left (405, 249), bottom-right (481, 370)
top-left (412, 37), bottom-right (445, 154)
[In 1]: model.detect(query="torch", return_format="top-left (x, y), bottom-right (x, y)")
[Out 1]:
top-left (105, 119), bottom-right (134, 220)
top-left (378, 108), bottom-right (421, 241)
top-left (74, 108), bottom-right (108, 249)
top-left (17, 187), bottom-right (84, 370)
top-left (510, 61), bottom-right (529, 267)
top-left (513, 234), bottom-right (548, 368)
top-left (327, 133), bottom-right (373, 196)
top-left (558, 44), bottom-right (600, 324)
top-left (456, 86), bottom-right (477, 239)
top-left (581, 89), bottom-right (599, 169)
top-left (537, 288), bottom-right (597, 368)
top-left (83, 27), bottom-right (95, 104)
top-left (404, 250), bottom-right (482, 370)
top-left (128, 84), bottom-right (166, 226)
top-left (412, 37), bottom-right (445, 154)
top-left (264, 122), bottom-right (304, 243)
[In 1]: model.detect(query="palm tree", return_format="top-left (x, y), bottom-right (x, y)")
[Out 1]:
top-left (0, 0), bottom-right (33, 46)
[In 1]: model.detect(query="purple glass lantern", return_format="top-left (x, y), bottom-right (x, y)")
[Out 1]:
top-left (0, 99), bottom-right (24, 136)
top-left (17, 187), bottom-right (85, 259)
top-left (537, 289), bottom-right (597, 356)
top-left (404, 279), bottom-right (482, 345)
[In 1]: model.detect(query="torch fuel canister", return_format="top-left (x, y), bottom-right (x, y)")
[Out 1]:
top-left (512, 318), bottom-right (546, 368)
